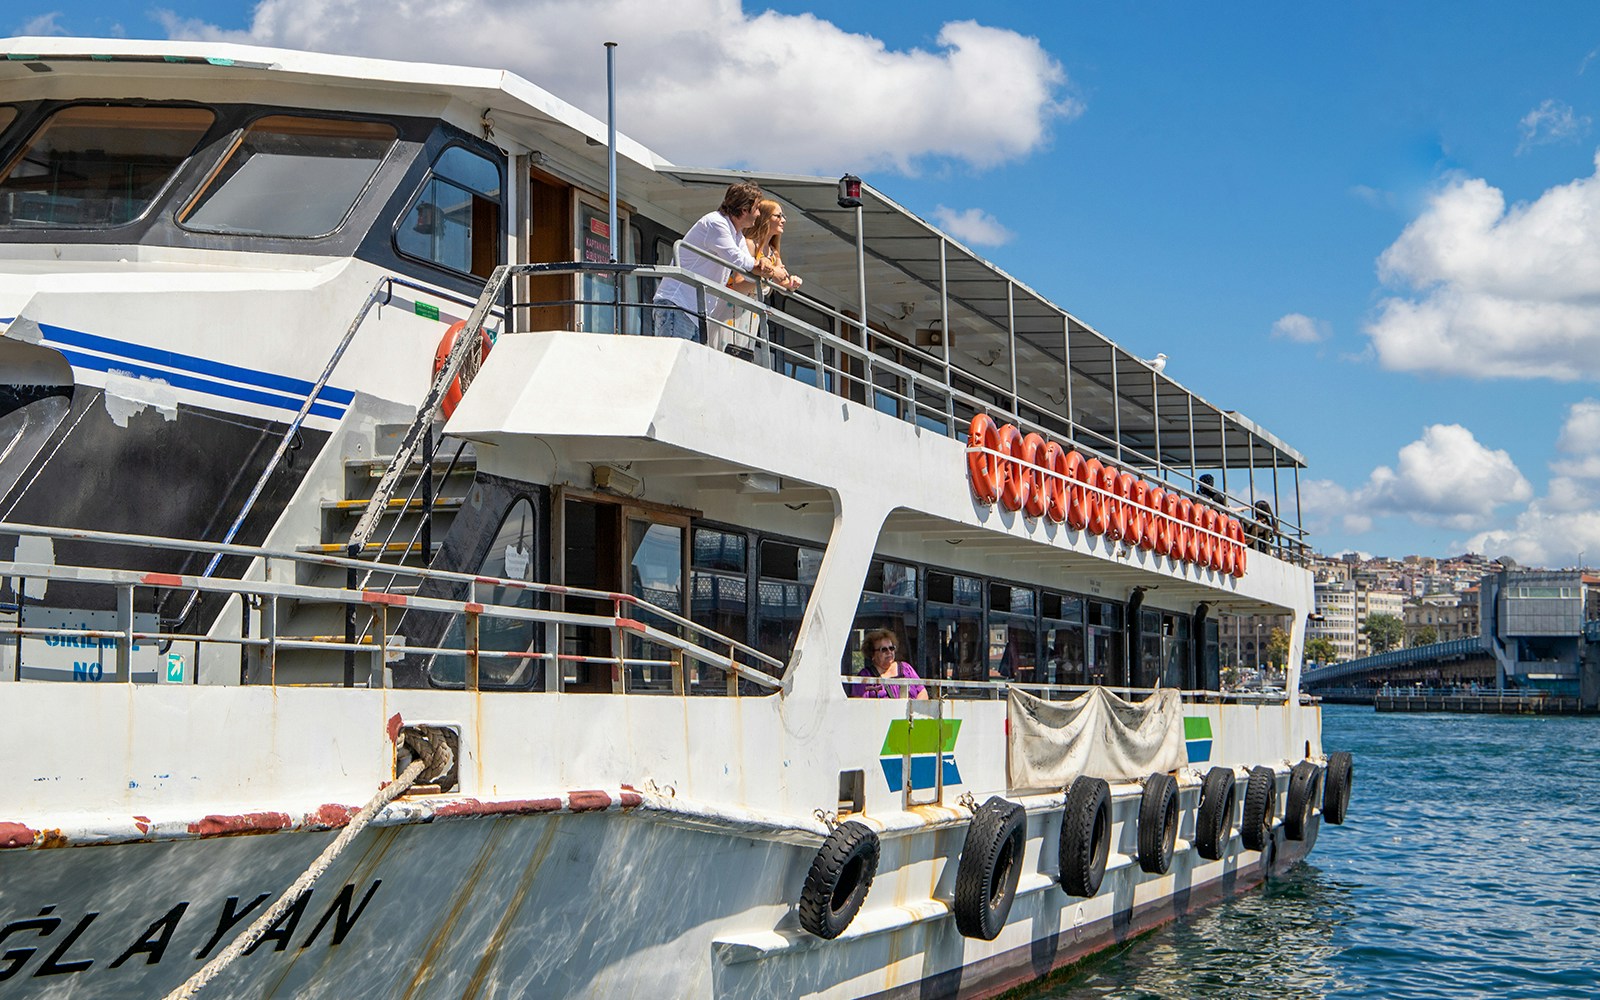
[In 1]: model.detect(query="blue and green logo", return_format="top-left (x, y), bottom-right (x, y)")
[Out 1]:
top-left (879, 719), bottom-right (962, 792)
top-left (1184, 716), bottom-right (1213, 763)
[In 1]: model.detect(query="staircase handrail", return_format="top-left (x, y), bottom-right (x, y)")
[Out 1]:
top-left (169, 276), bottom-right (494, 630)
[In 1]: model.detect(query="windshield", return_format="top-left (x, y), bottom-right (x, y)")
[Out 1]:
top-left (0, 105), bottom-right (214, 228)
top-left (181, 115), bottom-right (397, 238)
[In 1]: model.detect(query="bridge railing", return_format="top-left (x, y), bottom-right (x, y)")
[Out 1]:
top-left (1302, 635), bottom-right (1486, 686)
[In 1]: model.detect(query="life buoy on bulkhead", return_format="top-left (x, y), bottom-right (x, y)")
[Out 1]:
top-left (962, 415), bottom-right (1249, 577)
top-left (432, 320), bottom-right (492, 419)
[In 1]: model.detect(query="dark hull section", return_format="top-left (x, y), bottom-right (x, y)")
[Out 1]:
top-left (0, 386), bottom-right (328, 623)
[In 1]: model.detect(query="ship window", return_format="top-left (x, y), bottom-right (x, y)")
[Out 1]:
top-left (181, 115), bottom-right (396, 238)
top-left (431, 497), bottom-right (543, 689)
top-left (690, 526), bottom-right (749, 691)
top-left (395, 145), bottom-right (503, 278)
top-left (927, 571), bottom-right (984, 698)
top-left (757, 540), bottom-right (822, 664)
top-left (846, 560), bottom-right (919, 687)
top-left (988, 583), bottom-right (1038, 687)
top-left (1041, 591), bottom-right (1086, 690)
top-left (0, 105), bottom-right (214, 228)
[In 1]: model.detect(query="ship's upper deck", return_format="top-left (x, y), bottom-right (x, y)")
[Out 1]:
top-left (0, 35), bottom-right (1309, 555)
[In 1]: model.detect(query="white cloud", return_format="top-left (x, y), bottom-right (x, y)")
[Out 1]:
top-left (1271, 312), bottom-right (1328, 344)
top-left (1366, 153), bottom-right (1600, 379)
top-left (1517, 99), bottom-right (1591, 154)
top-left (1465, 399), bottom-right (1600, 565)
top-left (16, 12), bottom-right (65, 34)
top-left (1557, 398), bottom-right (1600, 454)
top-left (932, 205), bottom-right (1013, 246)
top-left (1305, 424), bottom-right (1531, 537)
top-left (160, 1), bottom-right (1077, 176)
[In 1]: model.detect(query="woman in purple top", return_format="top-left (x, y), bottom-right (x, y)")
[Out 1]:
top-left (855, 629), bottom-right (929, 700)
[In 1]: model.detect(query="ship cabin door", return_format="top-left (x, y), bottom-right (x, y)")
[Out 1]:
top-left (557, 492), bottom-right (691, 693)
top-left (525, 171), bottom-right (572, 332)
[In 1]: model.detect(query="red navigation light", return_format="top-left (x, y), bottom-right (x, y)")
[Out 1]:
top-left (837, 173), bottom-right (863, 209)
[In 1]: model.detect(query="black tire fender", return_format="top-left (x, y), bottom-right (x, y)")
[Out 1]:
top-left (1322, 750), bottom-right (1354, 825)
top-left (1058, 776), bottom-right (1111, 898)
top-left (954, 796), bottom-right (1027, 940)
top-left (798, 820), bottom-right (880, 939)
top-left (1194, 766), bottom-right (1236, 861)
top-left (1283, 760), bottom-right (1322, 842)
top-left (1240, 765), bottom-right (1277, 852)
top-left (1137, 772), bottom-right (1179, 875)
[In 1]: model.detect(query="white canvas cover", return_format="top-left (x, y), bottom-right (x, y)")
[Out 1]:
top-left (1006, 687), bottom-right (1188, 790)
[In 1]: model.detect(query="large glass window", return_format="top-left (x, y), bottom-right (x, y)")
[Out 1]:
top-left (1041, 591), bottom-right (1085, 690)
top-left (756, 539), bottom-right (822, 665)
top-left (395, 145), bottom-right (503, 277)
top-left (1200, 618), bottom-right (1221, 691)
top-left (988, 583), bottom-right (1039, 686)
top-left (690, 526), bottom-right (749, 691)
top-left (431, 497), bottom-right (541, 689)
top-left (1087, 600), bottom-right (1125, 687)
top-left (626, 520), bottom-right (683, 692)
top-left (0, 105), bottom-right (214, 228)
top-left (846, 559), bottom-right (919, 685)
top-left (182, 115), bottom-right (395, 237)
top-left (928, 571), bottom-right (984, 698)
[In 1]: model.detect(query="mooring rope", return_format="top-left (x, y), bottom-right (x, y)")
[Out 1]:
top-left (163, 728), bottom-right (453, 1000)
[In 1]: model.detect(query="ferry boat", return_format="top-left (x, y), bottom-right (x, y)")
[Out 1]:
top-left (0, 37), bottom-right (1354, 999)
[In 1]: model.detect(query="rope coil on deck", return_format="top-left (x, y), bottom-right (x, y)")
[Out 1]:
top-left (162, 727), bottom-right (454, 1000)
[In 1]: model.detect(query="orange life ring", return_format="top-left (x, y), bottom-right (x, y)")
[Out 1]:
top-left (1042, 442), bottom-right (1069, 523)
top-left (1146, 487), bottom-right (1168, 554)
top-left (1188, 502), bottom-right (1207, 564)
top-left (997, 424), bottom-right (1030, 512)
top-left (1174, 498), bottom-right (1194, 563)
top-left (966, 414), bottom-right (1002, 504)
top-left (1113, 473), bottom-right (1137, 543)
top-left (1098, 464), bottom-right (1119, 538)
top-left (1224, 516), bottom-right (1242, 575)
top-left (1204, 507), bottom-right (1224, 571)
top-left (433, 320), bottom-right (491, 419)
top-left (1022, 433), bottom-right (1049, 518)
top-left (1064, 451), bottom-right (1089, 529)
top-left (1128, 479), bottom-right (1151, 549)
top-left (1229, 517), bottom-right (1248, 576)
top-left (1158, 493), bottom-right (1179, 556)
top-left (1082, 458), bottom-right (1107, 534)
top-left (1196, 505), bottom-right (1216, 569)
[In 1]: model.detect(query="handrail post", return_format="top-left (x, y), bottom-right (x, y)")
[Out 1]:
top-left (264, 594), bottom-right (278, 685)
top-left (727, 643), bottom-right (739, 697)
top-left (612, 597), bottom-right (626, 693)
top-left (374, 604), bottom-right (389, 689)
top-left (671, 649), bottom-right (685, 695)
top-left (344, 567), bottom-right (356, 688)
top-left (117, 584), bottom-right (134, 682)
top-left (466, 606), bottom-right (480, 691)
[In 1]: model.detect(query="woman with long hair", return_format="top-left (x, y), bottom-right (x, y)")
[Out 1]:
top-left (723, 199), bottom-right (801, 352)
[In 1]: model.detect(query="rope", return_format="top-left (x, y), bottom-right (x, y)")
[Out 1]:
top-left (163, 729), bottom-right (453, 1000)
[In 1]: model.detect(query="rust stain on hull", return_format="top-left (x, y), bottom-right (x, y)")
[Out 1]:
top-left (188, 811), bottom-right (293, 837)
top-left (0, 822), bottom-right (35, 848)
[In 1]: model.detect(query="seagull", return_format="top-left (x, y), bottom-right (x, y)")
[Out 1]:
top-left (1148, 352), bottom-right (1168, 374)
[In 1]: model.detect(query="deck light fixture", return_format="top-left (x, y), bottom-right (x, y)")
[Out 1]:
top-left (837, 173), bottom-right (862, 209)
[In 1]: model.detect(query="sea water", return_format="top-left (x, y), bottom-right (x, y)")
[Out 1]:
top-left (1014, 703), bottom-right (1600, 999)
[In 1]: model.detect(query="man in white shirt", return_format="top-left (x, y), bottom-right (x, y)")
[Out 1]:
top-left (652, 181), bottom-right (788, 341)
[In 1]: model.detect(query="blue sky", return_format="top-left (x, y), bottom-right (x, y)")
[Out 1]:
top-left (11, 2), bottom-right (1600, 567)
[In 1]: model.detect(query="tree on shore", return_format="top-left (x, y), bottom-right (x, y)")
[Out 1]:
top-left (1362, 613), bottom-right (1404, 653)
top-left (1305, 636), bottom-right (1337, 664)
top-left (1266, 627), bottom-right (1290, 668)
top-left (1413, 625), bottom-right (1439, 647)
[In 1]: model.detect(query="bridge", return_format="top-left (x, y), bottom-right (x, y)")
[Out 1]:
top-left (1301, 636), bottom-right (1496, 703)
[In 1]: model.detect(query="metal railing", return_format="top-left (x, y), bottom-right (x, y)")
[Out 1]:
top-left (451, 258), bottom-right (1307, 564)
top-left (0, 522), bottom-right (783, 692)
top-left (841, 673), bottom-right (1287, 704)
